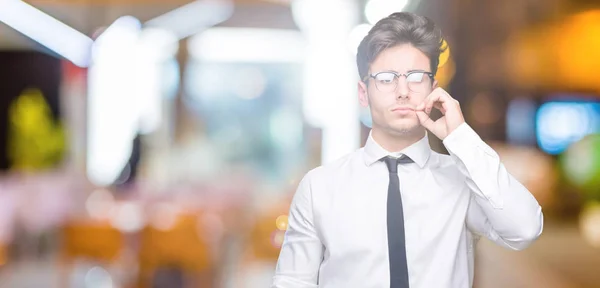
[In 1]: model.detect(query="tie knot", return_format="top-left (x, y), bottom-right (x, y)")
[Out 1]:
top-left (382, 155), bottom-right (413, 173)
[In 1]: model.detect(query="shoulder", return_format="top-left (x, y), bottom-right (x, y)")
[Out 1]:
top-left (298, 148), bottom-right (364, 188)
top-left (427, 150), bottom-right (467, 183)
top-left (428, 150), bottom-right (454, 167)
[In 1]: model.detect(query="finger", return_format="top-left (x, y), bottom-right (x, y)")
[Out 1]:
top-left (434, 102), bottom-right (446, 114)
top-left (418, 88), bottom-right (451, 113)
top-left (416, 100), bottom-right (426, 111)
top-left (416, 110), bottom-right (435, 130)
top-left (416, 93), bottom-right (433, 113)
top-left (441, 97), bottom-right (460, 114)
top-left (416, 91), bottom-right (435, 111)
top-left (434, 87), bottom-right (452, 99)
top-left (424, 92), bottom-right (442, 114)
top-left (435, 88), bottom-right (459, 112)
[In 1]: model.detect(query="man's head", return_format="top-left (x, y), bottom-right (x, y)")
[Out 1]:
top-left (357, 12), bottom-right (445, 138)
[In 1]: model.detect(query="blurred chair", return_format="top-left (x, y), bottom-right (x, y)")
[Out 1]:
top-left (247, 196), bottom-right (291, 263)
top-left (137, 212), bottom-right (214, 288)
top-left (233, 203), bottom-right (288, 288)
top-left (59, 220), bottom-right (124, 287)
top-left (0, 242), bottom-right (7, 268)
top-left (249, 214), bottom-right (285, 262)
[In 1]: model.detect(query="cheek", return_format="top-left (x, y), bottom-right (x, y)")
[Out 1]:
top-left (368, 90), bottom-right (393, 107)
top-left (368, 96), bottom-right (390, 115)
top-left (412, 93), bottom-right (428, 104)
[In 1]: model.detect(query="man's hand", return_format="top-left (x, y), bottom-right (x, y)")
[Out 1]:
top-left (415, 87), bottom-right (465, 140)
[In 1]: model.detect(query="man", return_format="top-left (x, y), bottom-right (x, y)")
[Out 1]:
top-left (272, 12), bottom-right (543, 288)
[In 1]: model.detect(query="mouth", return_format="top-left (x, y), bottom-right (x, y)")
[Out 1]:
top-left (391, 107), bottom-right (415, 113)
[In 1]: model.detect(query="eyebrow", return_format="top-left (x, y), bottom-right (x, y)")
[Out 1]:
top-left (406, 69), bottom-right (427, 73)
top-left (374, 69), bottom-right (428, 74)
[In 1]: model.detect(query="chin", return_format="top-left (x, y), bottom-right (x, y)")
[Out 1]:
top-left (389, 118), bottom-right (419, 132)
top-left (388, 123), bottom-right (420, 135)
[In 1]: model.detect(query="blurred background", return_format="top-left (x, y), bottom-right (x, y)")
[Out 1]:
top-left (0, 0), bottom-right (600, 287)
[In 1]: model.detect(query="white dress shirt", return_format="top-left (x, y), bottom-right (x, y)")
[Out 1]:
top-left (272, 123), bottom-right (544, 288)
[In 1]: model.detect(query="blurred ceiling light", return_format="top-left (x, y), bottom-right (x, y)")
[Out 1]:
top-left (137, 28), bottom-right (179, 61)
top-left (348, 23), bottom-right (372, 55)
top-left (134, 28), bottom-right (177, 135)
top-left (88, 18), bottom-right (177, 188)
top-left (87, 16), bottom-right (142, 187)
top-left (0, 0), bottom-right (93, 67)
top-left (364, 0), bottom-right (409, 25)
top-left (292, 0), bottom-right (358, 35)
top-left (92, 16), bottom-right (141, 61)
top-left (291, 0), bottom-right (360, 164)
top-left (145, 0), bottom-right (233, 40)
top-left (188, 28), bottom-right (305, 63)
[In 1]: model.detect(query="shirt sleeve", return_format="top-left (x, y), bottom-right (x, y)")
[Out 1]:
top-left (272, 170), bottom-right (324, 287)
top-left (443, 123), bottom-right (544, 250)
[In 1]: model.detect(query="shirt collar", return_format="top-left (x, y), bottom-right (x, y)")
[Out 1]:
top-left (363, 131), bottom-right (431, 168)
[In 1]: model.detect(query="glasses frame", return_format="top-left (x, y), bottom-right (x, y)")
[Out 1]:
top-left (363, 70), bottom-right (435, 93)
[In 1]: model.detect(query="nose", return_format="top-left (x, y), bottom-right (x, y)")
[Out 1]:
top-left (396, 78), bottom-right (409, 99)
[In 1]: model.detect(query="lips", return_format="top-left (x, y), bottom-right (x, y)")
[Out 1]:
top-left (391, 107), bottom-right (414, 112)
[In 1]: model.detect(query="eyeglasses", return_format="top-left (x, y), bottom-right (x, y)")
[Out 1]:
top-left (363, 71), bottom-right (434, 94)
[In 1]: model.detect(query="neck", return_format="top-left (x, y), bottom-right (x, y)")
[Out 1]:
top-left (371, 127), bottom-right (425, 152)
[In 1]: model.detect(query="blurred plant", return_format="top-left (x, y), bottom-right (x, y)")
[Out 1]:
top-left (7, 88), bottom-right (66, 171)
top-left (560, 134), bottom-right (600, 201)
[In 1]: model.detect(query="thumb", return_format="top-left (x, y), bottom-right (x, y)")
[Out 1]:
top-left (416, 110), bottom-right (434, 130)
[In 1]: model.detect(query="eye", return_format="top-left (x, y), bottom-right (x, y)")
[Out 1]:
top-left (406, 72), bottom-right (425, 83)
top-left (374, 72), bottom-right (396, 84)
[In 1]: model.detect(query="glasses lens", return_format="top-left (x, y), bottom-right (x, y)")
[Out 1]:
top-left (373, 72), bottom-right (397, 93)
top-left (407, 72), bottom-right (432, 94)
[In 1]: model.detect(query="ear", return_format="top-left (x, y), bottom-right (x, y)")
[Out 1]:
top-left (432, 79), bottom-right (438, 89)
top-left (358, 81), bottom-right (369, 108)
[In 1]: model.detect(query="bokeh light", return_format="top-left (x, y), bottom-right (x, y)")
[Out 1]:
top-left (364, 0), bottom-right (409, 25)
top-left (85, 189), bottom-right (115, 220)
top-left (275, 215), bottom-right (288, 231)
top-left (561, 134), bottom-right (600, 199)
top-left (536, 101), bottom-right (600, 155)
top-left (579, 201), bottom-right (600, 248)
top-left (348, 23), bottom-right (372, 55)
top-left (270, 230), bottom-right (286, 248)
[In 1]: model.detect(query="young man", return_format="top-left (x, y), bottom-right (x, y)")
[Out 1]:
top-left (272, 12), bottom-right (543, 288)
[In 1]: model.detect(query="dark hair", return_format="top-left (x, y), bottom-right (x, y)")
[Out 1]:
top-left (356, 12), bottom-right (445, 81)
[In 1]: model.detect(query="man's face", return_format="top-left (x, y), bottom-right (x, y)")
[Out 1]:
top-left (358, 44), bottom-right (437, 136)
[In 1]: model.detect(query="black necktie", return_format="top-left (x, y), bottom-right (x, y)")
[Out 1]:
top-left (383, 155), bottom-right (413, 288)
